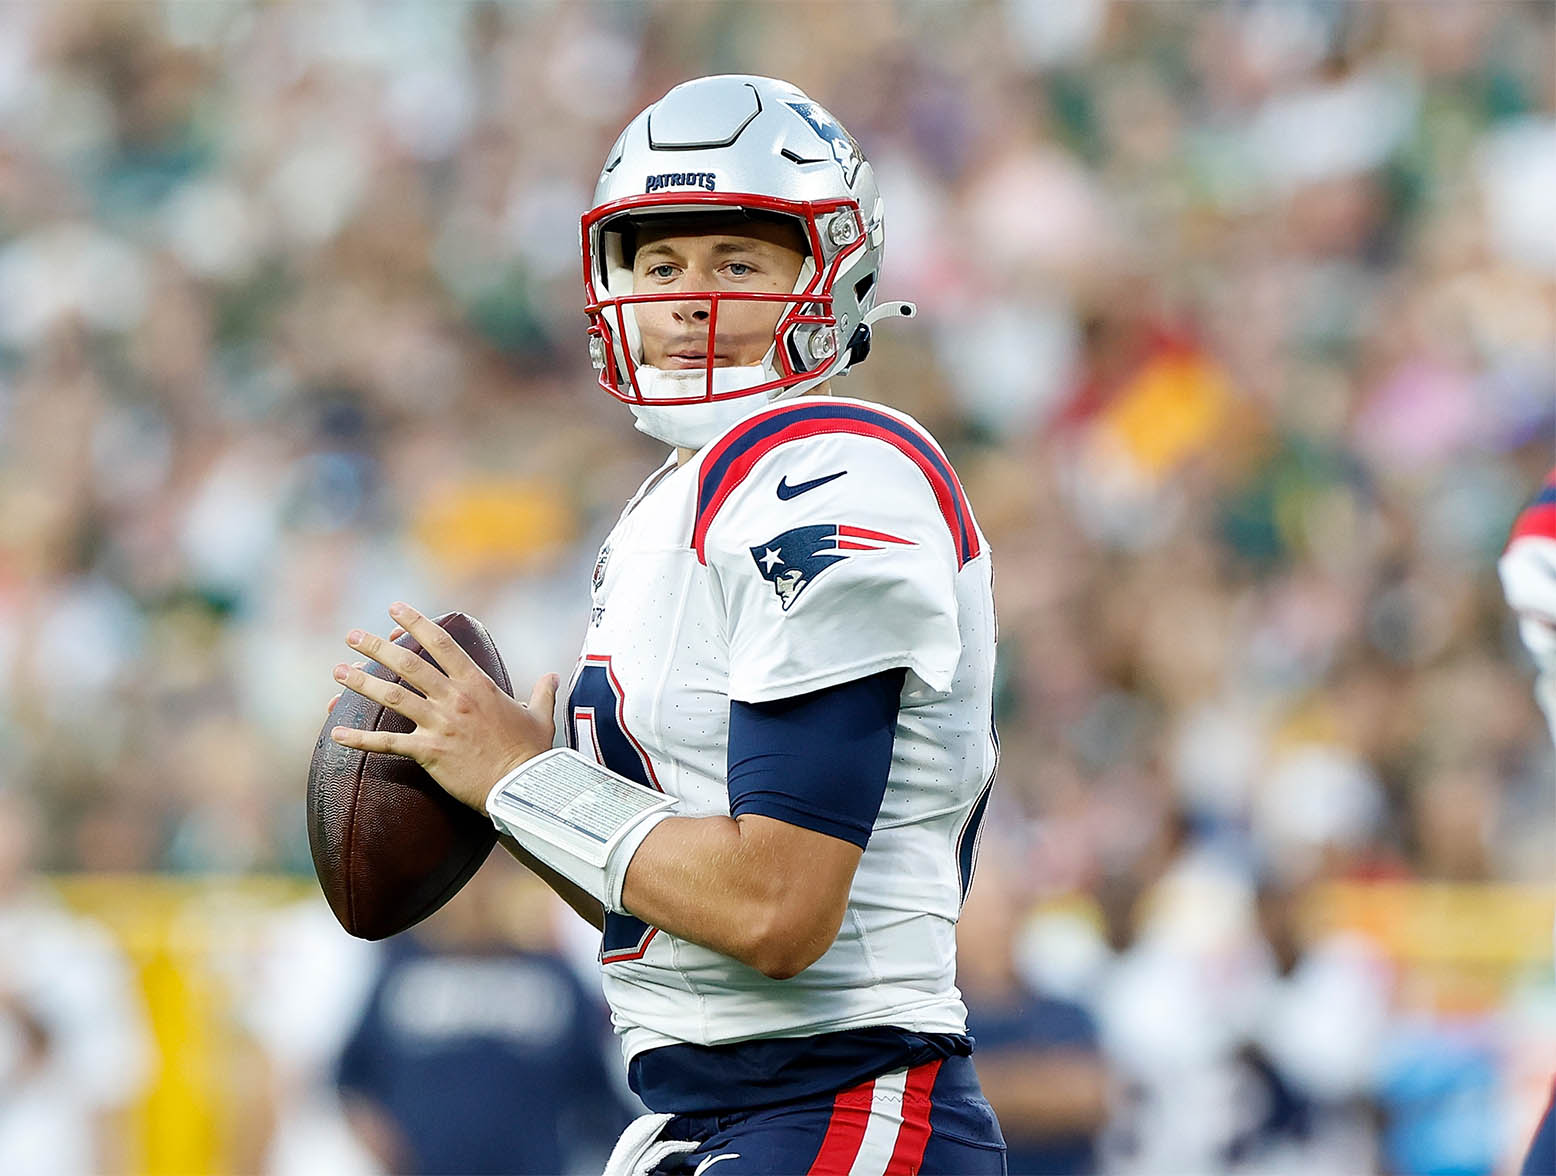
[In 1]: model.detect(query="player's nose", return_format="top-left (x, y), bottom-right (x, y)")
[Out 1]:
top-left (670, 297), bottom-right (712, 323)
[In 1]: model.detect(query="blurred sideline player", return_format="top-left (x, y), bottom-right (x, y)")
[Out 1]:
top-left (335, 860), bottom-right (631, 1174)
top-left (326, 76), bottom-right (1004, 1174)
top-left (1499, 465), bottom-right (1556, 1176)
top-left (0, 785), bottom-right (153, 1176)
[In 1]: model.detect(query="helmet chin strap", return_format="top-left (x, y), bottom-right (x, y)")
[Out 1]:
top-left (627, 364), bottom-right (772, 450)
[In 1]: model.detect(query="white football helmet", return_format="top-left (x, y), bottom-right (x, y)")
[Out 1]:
top-left (581, 75), bottom-right (914, 449)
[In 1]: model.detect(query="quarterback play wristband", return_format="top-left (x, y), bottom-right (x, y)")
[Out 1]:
top-left (485, 748), bottom-right (677, 913)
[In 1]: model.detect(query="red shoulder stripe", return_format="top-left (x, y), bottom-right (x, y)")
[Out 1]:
top-left (693, 402), bottom-right (978, 566)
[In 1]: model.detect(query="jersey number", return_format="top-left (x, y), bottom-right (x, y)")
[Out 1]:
top-left (568, 655), bottom-right (660, 963)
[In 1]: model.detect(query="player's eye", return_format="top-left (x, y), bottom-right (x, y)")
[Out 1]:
top-left (646, 263), bottom-right (677, 280)
top-left (725, 262), bottom-right (754, 277)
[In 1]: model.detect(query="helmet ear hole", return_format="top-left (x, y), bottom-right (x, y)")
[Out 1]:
top-left (785, 334), bottom-right (804, 373)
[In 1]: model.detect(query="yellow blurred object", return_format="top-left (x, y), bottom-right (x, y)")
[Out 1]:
top-left (1097, 349), bottom-right (1234, 477)
top-left (410, 477), bottom-right (576, 577)
top-left (1315, 880), bottom-right (1556, 969)
top-left (52, 875), bottom-right (313, 1176)
top-left (1315, 881), bottom-right (1556, 1016)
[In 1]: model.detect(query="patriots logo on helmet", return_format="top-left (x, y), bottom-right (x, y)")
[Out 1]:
top-left (785, 100), bottom-right (863, 186)
top-left (749, 524), bottom-right (915, 611)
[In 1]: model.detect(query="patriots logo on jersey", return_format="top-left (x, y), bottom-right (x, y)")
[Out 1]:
top-left (749, 524), bottom-right (915, 611)
top-left (784, 100), bottom-right (863, 185)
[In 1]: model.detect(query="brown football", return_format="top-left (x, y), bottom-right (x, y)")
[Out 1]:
top-left (307, 611), bottom-right (507, 940)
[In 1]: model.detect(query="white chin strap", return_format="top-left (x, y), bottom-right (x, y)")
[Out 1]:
top-left (627, 363), bottom-right (774, 450)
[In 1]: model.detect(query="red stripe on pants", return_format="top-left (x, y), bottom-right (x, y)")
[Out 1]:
top-left (808, 1077), bottom-right (877, 1174)
top-left (885, 1061), bottom-right (943, 1175)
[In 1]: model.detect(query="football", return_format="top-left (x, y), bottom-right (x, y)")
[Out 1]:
top-left (307, 611), bottom-right (508, 940)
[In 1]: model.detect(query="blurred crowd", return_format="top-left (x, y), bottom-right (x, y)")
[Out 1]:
top-left (0, 1), bottom-right (1553, 1173)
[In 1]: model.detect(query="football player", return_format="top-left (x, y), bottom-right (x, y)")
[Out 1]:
top-left (327, 76), bottom-right (1004, 1175)
top-left (1500, 466), bottom-right (1556, 1176)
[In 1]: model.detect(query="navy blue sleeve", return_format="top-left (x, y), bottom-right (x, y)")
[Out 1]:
top-left (725, 667), bottom-right (906, 849)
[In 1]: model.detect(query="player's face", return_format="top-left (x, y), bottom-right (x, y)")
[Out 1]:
top-left (631, 220), bottom-right (809, 369)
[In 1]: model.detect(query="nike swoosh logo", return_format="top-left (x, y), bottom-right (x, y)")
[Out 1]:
top-left (694, 1155), bottom-right (741, 1175)
top-left (776, 470), bottom-right (846, 500)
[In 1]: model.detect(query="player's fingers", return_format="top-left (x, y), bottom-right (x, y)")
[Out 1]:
top-left (386, 602), bottom-right (483, 683)
top-left (388, 626), bottom-right (405, 642)
top-left (332, 662), bottom-right (435, 726)
top-left (329, 725), bottom-right (420, 757)
top-left (527, 673), bottom-right (560, 715)
top-left (344, 627), bottom-right (448, 697)
top-left (325, 661), bottom-right (368, 714)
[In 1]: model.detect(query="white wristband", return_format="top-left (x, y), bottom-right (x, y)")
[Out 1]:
top-left (485, 748), bottom-right (677, 914)
top-left (602, 808), bottom-right (673, 913)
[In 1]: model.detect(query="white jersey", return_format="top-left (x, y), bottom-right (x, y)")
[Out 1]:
top-left (564, 396), bottom-right (997, 1064)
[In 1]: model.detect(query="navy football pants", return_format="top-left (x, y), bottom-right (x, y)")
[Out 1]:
top-left (1524, 1077), bottom-right (1556, 1176)
top-left (646, 1055), bottom-right (1006, 1175)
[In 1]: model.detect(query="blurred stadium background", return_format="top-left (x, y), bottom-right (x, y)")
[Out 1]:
top-left (0, 1), bottom-right (1552, 1173)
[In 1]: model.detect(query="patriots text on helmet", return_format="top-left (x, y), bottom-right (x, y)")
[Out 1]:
top-left (644, 171), bottom-right (718, 193)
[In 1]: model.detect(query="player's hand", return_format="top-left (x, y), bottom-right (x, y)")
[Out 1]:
top-left (325, 627), bottom-right (404, 715)
top-left (327, 603), bottom-right (560, 811)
